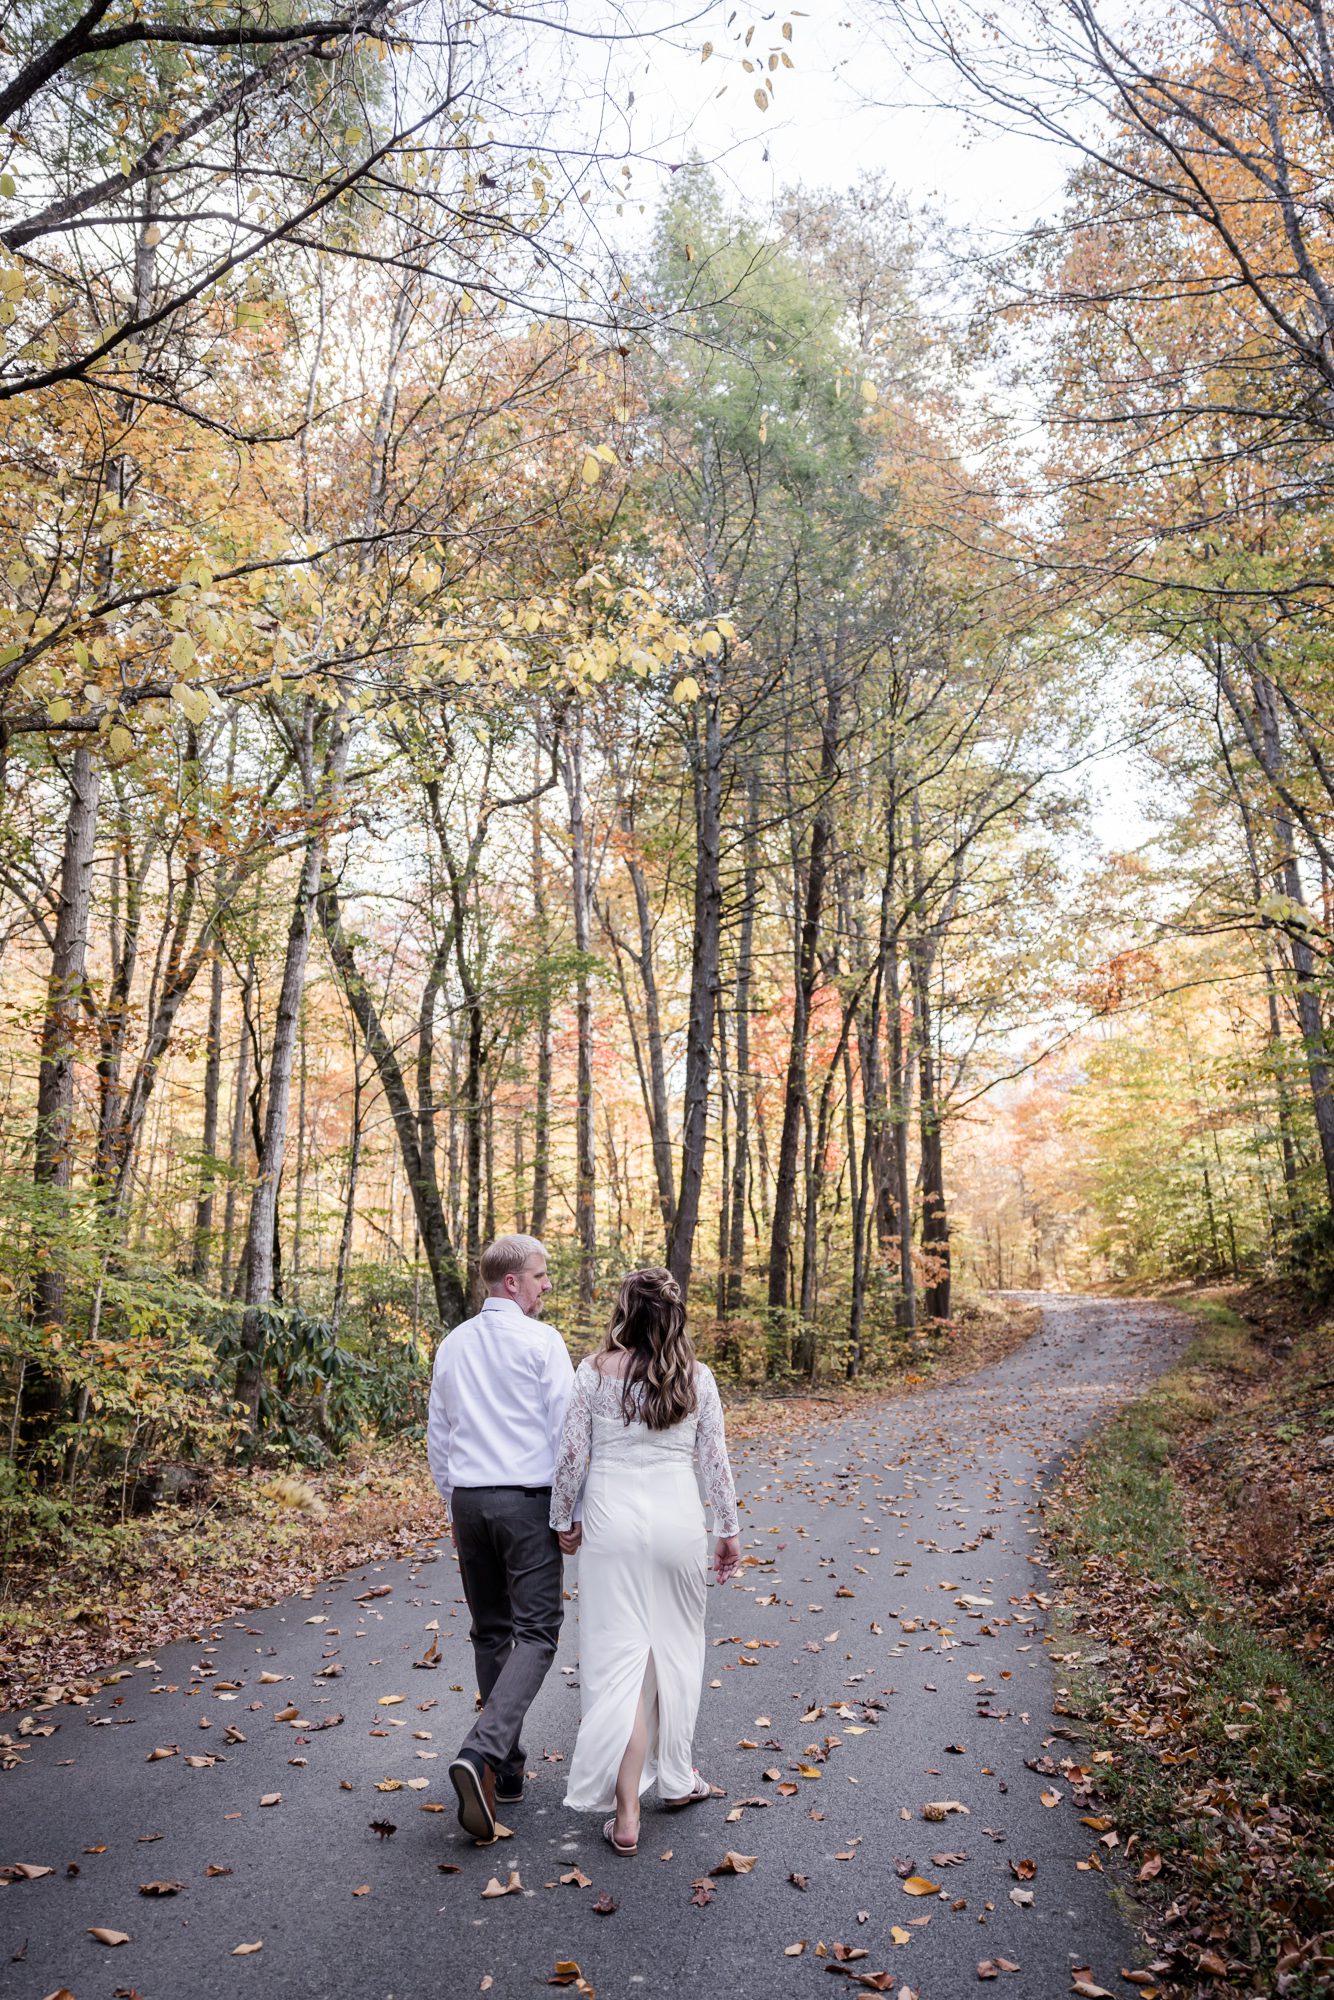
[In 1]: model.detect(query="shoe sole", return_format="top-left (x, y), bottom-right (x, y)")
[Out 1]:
top-left (449, 1757), bottom-right (496, 1841)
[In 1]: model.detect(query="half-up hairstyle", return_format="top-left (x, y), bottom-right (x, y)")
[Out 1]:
top-left (600, 1267), bottom-right (698, 1431)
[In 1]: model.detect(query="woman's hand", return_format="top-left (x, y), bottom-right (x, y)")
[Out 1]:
top-left (557, 1523), bottom-right (583, 1555)
top-left (713, 1535), bottom-right (740, 1585)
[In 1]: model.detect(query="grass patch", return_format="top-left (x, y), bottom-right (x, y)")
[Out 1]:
top-left (1045, 1301), bottom-right (1334, 1997)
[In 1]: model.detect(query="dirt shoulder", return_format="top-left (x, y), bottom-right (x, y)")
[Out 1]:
top-left (1040, 1287), bottom-right (1334, 2000)
top-left (0, 1295), bottom-right (1038, 1719)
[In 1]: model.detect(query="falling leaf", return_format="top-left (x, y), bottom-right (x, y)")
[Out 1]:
top-left (88, 1928), bottom-right (131, 1945)
top-left (368, 1820), bottom-right (397, 1839)
top-left (901, 1876), bottom-right (940, 1896)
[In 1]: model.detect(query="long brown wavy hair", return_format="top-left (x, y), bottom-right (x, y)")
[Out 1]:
top-left (598, 1267), bottom-right (698, 1431)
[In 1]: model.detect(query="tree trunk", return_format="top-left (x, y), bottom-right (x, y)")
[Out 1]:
top-left (190, 948), bottom-right (225, 1282)
top-left (667, 688), bottom-right (723, 1297)
top-left (886, 922), bottom-right (917, 1333)
top-left (767, 686), bottom-right (838, 1333)
top-left (723, 771), bottom-right (759, 1320)
top-left (530, 784), bottom-right (552, 1240)
top-left (220, 954), bottom-right (254, 1295)
top-left (317, 870), bottom-right (467, 1329)
top-left (626, 843), bottom-right (676, 1235)
top-left (566, 723), bottom-right (597, 1313)
top-left (31, 743), bottom-right (102, 1335)
top-left (331, 1057), bottom-right (362, 1334)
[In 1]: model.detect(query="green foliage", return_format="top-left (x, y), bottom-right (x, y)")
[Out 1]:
top-left (207, 1301), bottom-right (427, 1462)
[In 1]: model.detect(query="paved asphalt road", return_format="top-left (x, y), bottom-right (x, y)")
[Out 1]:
top-left (2, 1294), bottom-right (1186, 2000)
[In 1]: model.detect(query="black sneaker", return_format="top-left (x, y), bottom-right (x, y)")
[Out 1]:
top-left (495, 1773), bottom-right (524, 1806)
top-left (448, 1750), bottom-right (496, 1841)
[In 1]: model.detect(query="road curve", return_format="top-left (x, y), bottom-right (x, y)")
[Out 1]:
top-left (1, 1294), bottom-right (1186, 2000)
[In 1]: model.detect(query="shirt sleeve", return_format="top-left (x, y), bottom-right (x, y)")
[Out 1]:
top-left (426, 1338), bottom-right (453, 1519)
top-left (549, 1359), bottom-right (595, 1531)
top-left (693, 1366), bottom-right (739, 1537)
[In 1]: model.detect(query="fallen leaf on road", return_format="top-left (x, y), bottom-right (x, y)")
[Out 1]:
top-left (232, 1940), bottom-right (263, 1956)
top-left (690, 1878), bottom-right (714, 1906)
top-left (369, 1820), bottom-right (396, 1838)
top-left (921, 1801), bottom-right (968, 1820)
top-left (89, 1928), bottom-right (130, 1945)
top-left (1040, 1790), bottom-right (1062, 1809)
top-left (560, 1868), bottom-right (592, 1888)
top-left (901, 1877), bottom-right (940, 1896)
top-left (789, 1872), bottom-right (809, 1890)
top-left (481, 1870), bottom-right (523, 1898)
top-left (138, 1881), bottom-right (183, 1895)
top-left (547, 1962), bottom-right (593, 1995)
top-left (1009, 1858), bottom-right (1036, 1880)
top-left (931, 1853), bottom-right (967, 1866)
top-left (3, 1863), bottom-right (53, 1881)
top-left (890, 1927), bottom-right (911, 1946)
top-left (591, 1892), bottom-right (617, 1915)
top-left (259, 1793), bottom-right (282, 1807)
top-left (1010, 1889), bottom-right (1034, 1908)
top-left (205, 1864), bottom-right (232, 1877)
top-left (831, 1942), bottom-right (868, 1961)
top-left (375, 1779), bottom-right (402, 1792)
top-left (710, 1851), bottom-right (757, 1875)
top-left (785, 1942), bottom-right (807, 1956)
top-left (352, 1884), bottom-right (370, 1897)
top-left (378, 1695), bottom-right (405, 1707)
top-left (146, 1746), bottom-right (177, 1761)
top-left (257, 1672), bottom-right (285, 1685)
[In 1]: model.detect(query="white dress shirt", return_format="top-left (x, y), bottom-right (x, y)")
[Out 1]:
top-left (426, 1296), bottom-right (576, 1520)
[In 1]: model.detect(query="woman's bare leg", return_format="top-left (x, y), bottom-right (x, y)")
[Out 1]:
top-left (614, 1684), bottom-right (652, 1846)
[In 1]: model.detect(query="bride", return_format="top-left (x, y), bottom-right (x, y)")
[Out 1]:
top-left (550, 1267), bottom-right (740, 1855)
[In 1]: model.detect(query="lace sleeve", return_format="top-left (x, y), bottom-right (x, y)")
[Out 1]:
top-left (550, 1360), bottom-right (595, 1530)
top-left (693, 1366), bottom-right (739, 1536)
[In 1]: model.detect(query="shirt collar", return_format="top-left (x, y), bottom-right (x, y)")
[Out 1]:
top-left (480, 1295), bottom-right (531, 1321)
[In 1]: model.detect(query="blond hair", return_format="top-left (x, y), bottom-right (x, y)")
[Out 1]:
top-left (480, 1234), bottom-right (547, 1289)
top-left (600, 1267), bottom-right (698, 1432)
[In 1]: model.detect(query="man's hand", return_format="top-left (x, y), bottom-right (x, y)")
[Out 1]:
top-left (713, 1534), bottom-right (740, 1585)
top-left (557, 1523), bottom-right (583, 1555)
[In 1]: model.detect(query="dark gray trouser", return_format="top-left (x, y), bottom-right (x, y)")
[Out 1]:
top-left (450, 1485), bottom-right (564, 1782)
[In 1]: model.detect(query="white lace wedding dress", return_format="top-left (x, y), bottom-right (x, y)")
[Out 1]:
top-left (550, 1358), bottom-right (739, 1812)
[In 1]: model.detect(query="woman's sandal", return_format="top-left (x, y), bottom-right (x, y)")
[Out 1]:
top-left (603, 1814), bottom-right (639, 1856)
top-left (662, 1770), bottom-right (713, 1811)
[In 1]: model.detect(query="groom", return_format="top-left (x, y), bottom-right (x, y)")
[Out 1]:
top-left (427, 1234), bottom-right (575, 1841)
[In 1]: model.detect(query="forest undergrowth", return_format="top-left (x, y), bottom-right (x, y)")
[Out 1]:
top-left (0, 1294), bottom-right (1037, 1717)
top-left (1043, 1291), bottom-right (1334, 1998)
